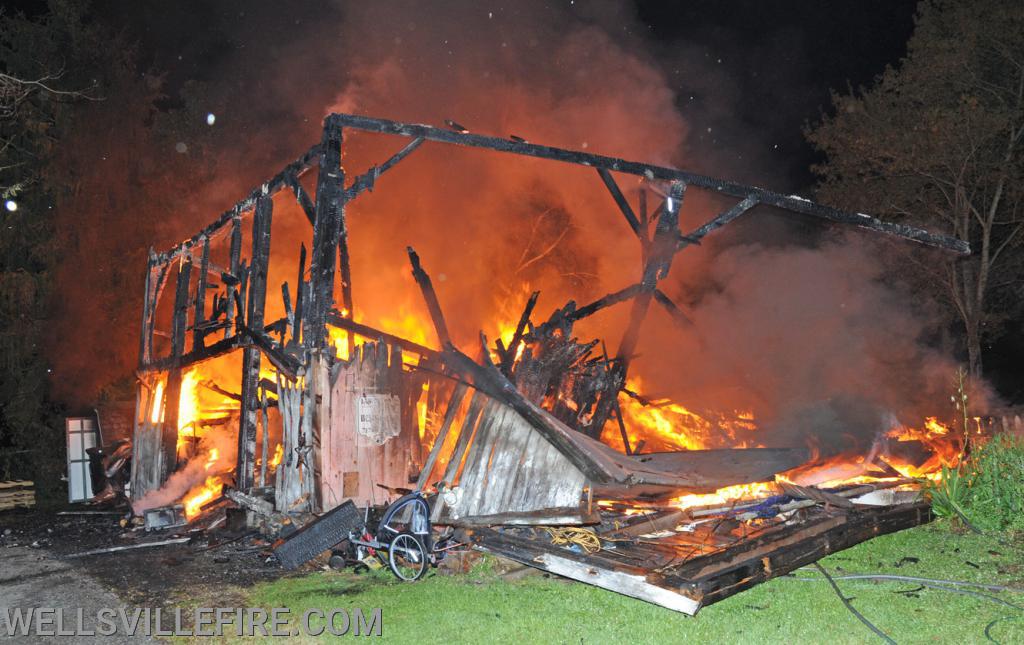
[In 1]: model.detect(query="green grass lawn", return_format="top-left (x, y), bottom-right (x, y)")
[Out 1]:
top-left (243, 521), bottom-right (1024, 644)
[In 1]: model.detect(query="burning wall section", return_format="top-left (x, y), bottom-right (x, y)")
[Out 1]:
top-left (129, 112), bottom-right (970, 529)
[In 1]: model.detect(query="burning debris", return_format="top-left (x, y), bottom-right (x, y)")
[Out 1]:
top-left (120, 113), bottom-right (976, 614)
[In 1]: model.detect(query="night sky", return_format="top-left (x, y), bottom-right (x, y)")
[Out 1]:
top-left (89, 0), bottom-right (918, 191)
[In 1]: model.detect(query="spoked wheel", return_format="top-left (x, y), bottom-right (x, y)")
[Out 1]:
top-left (388, 532), bottom-right (427, 581)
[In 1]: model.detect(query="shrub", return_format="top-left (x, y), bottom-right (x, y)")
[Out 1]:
top-left (926, 434), bottom-right (1024, 532)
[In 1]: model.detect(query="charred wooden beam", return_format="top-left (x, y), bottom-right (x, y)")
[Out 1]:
top-left (286, 172), bottom-right (316, 226)
top-left (141, 334), bottom-right (243, 372)
top-left (616, 180), bottom-right (685, 366)
top-left (500, 290), bottom-right (539, 376)
top-left (677, 194), bottom-right (760, 251)
top-left (344, 137), bottom-right (425, 200)
top-left (156, 142), bottom-right (321, 265)
top-left (292, 243), bottom-right (307, 348)
top-left (304, 121), bottom-right (345, 351)
top-left (200, 379), bottom-right (242, 402)
top-left (224, 216), bottom-right (243, 340)
top-left (238, 195), bottom-right (273, 490)
top-left (407, 246), bottom-right (452, 346)
top-left (567, 283), bottom-right (644, 323)
top-left (652, 289), bottom-right (694, 328)
top-left (138, 251), bottom-right (157, 368)
top-left (239, 323), bottom-right (300, 379)
top-left (329, 113), bottom-right (967, 254)
top-left (280, 282), bottom-right (294, 343)
top-left (193, 236), bottom-right (210, 349)
top-left (325, 309), bottom-right (440, 359)
top-left (596, 168), bottom-right (642, 236)
top-left (170, 258), bottom-right (193, 360)
top-left (667, 503), bottom-right (933, 609)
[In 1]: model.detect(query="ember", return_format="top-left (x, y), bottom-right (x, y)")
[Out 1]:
top-left (126, 112), bottom-right (971, 614)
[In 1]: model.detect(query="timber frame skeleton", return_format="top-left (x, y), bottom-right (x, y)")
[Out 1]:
top-left (131, 112), bottom-right (969, 504)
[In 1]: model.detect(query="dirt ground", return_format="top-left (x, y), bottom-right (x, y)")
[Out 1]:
top-left (0, 506), bottom-right (301, 610)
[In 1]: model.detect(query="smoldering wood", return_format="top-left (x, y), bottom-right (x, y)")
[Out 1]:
top-left (406, 247), bottom-right (452, 346)
top-left (777, 480), bottom-right (855, 509)
top-left (328, 113), bottom-right (968, 253)
top-left (471, 501), bottom-right (931, 615)
top-left (439, 342), bottom-right (773, 491)
top-left (437, 389), bottom-right (488, 498)
top-left (224, 485), bottom-right (276, 517)
top-left (237, 195), bottom-right (273, 490)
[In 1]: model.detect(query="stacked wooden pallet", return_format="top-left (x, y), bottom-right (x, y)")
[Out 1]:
top-left (0, 480), bottom-right (35, 510)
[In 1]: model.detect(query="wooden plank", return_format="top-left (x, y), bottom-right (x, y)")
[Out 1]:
top-left (415, 382), bottom-right (468, 490)
top-left (406, 247), bottom-right (451, 346)
top-left (325, 310), bottom-right (439, 359)
top-left (472, 530), bottom-right (700, 615)
top-left (628, 448), bottom-right (811, 489)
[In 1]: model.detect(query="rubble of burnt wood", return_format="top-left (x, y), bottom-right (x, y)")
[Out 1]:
top-left (119, 113), bottom-right (967, 613)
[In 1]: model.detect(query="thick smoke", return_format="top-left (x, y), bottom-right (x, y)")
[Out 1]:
top-left (131, 425), bottom-right (237, 514)
top-left (48, 1), bottom-right (976, 461)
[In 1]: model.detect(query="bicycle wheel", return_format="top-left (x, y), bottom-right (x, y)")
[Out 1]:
top-left (388, 532), bottom-right (427, 581)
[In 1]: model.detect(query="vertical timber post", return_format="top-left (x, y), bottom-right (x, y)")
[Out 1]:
top-left (194, 235), bottom-right (210, 349)
top-left (138, 250), bottom-right (157, 369)
top-left (304, 116), bottom-right (345, 351)
top-left (588, 180), bottom-right (685, 438)
top-left (237, 194), bottom-right (273, 490)
top-left (162, 256), bottom-right (193, 476)
top-left (224, 214), bottom-right (242, 339)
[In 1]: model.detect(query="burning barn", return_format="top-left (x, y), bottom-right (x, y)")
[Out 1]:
top-left (128, 113), bottom-right (969, 614)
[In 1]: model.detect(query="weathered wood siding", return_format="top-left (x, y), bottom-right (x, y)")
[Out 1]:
top-left (436, 391), bottom-right (587, 525)
top-left (130, 376), bottom-right (166, 500)
top-left (319, 342), bottom-right (419, 510)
